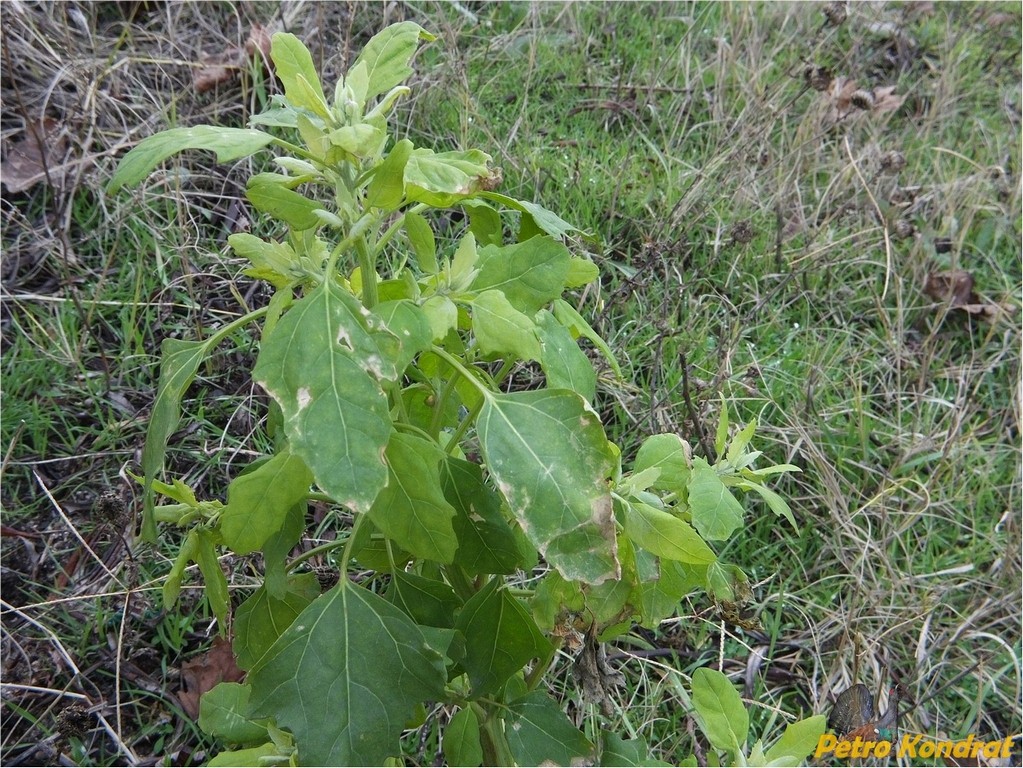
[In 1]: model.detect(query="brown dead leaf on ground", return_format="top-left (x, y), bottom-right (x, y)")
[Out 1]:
top-left (1, 117), bottom-right (69, 193)
top-left (923, 270), bottom-right (1010, 321)
top-left (176, 636), bottom-right (244, 719)
top-left (826, 77), bottom-right (905, 122)
top-left (193, 24), bottom-right (273, 94)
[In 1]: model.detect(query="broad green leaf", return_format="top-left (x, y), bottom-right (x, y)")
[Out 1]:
top-left (385, 570), bottom-right (460, 628)
top-left (207, 742), bottom-right (277, 767)
top-left (368, 432), bottom-right (458, 563)
top-left (372, 300), bottom-right (432, 374)
top-left (270, 33), bottom-right (329, 117)
top-left (245, 180), bottom-right (322, 231)
top-left (692, 667), bottom-right (749, 755)
top-left (404, 211), bottom-right (438, 273)
top-left (249, 95), bottom-right (300, 128)
top-left (455, 579), bottom-right (552, 696)
top-left (163, 529), bottom-right (199, 608)
top-left (220, 452), bottom-right (313, 555)
top-left (480, 191), bottom-right (585, 239)
top-left (462, 199), bottom-right (503, 247)
top-left (328, 123), bottom-right (384, 157)
top-left (688, 459), bottom-right (744, 541)
top-left (623, 501), bottom-right (716, 565)
top-left (195, 529), bottom-right (230, 631)
top-left (634, 434), bottom-right (692, 492)
top-left (450, 231), bottom-right (480, 287)
top-left (726, 420), bottom-right (758, 464)
top-left (262, 501), bottom-right (306, 600)
top-left (442, 457), bottom-right (522, 575)
top-left (765, 715), bottom-right (827, 765)
top-left (248, 581), bottom-right (447, 766)
top-left (234, 573), bottom-right (320, 670)
top-left (354, 22), bottom-right (433, 102)
top-left (705, 561), bottom-right (750, 603)
top-left (536, 309), bottom-right (597, 401)
top-left (583, 532), bottom-right (638, 625)
top-left (471, 236), bottom-right (572, 313)
top-left (405, 148), bottom-right (494, 207)
top-left (199, 683), bottom-right (267, 745)
top-left (531, 571), bottom-right (585, 632)
top-left (229, 234), bottom-right (298, 288)
top-left (351, 520), bottom-right (413, 573)
top-left (506, 691), bottom-right (595, 766)
top-left (552, 299), bottom-right (622, 378)
top-left (252, 280), bottom-right (392, 513)
top-left (108, 127), bottom-right (274, 192)
top-left (142, 338), bottom-right (207, 540)
top-left (637, 559), bottom-right (695, 626)
top-left (738, 480), bottom-right (799, 531)
top-left (565, 256), bottom-right (600, 287)
top-left (421, 295), bottom-right (458, 341)
top-left (470, 289), bottom-right (541, 361)
top-left (367, 138), bottom-right (413, 210)
top-left (476, 389), bottom-right (619, 584)
top-left (444, 707), bottom-right (483, 767)
top-left (600, 732), bottom-right (673, 767)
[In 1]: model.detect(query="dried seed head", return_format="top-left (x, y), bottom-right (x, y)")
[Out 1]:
top-left (850, 89), bottom-right (876, 110)
top-left (893, 219), bottom-right (915, 239)
top-left (313, 565), bottom-right (340, 591)
top-left (730, 219), bottom-right (755, 245)
top-left (823, 1), bottom-right (848, 26)
top-left (804, 63), bottom-right (833, 91)
top-left (879, 150), bottom-right (907, 173)
top-left (56, 704), bottom-right (92, 741)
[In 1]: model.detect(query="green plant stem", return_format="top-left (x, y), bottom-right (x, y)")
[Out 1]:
top-left (480, 710), bottom-right (516, 767)
top-left (354, 235), bottom-right (378, 308)
top-left (376, 203), bottom-right (429, 254)
top-left (286, 537), bottom-right (348, 572)
top-left (524, 640), bottom-right (558, 691)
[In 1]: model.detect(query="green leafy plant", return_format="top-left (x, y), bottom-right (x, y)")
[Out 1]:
top-left (111, 24), bottom-right (802, 766)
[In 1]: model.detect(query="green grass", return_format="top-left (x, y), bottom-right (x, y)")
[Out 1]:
top-left (1, 1), bottom-right (1019, 765)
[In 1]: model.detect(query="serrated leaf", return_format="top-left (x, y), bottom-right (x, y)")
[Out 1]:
top-left (692, 667), bottom-right (749, 754)
top-left (765, 715), bottom-right (827, 765)
top-left (536, 309), bottom-right (597, 401)
top-left (368, 432), bottom-right (458, 562)
top-left (688, 459), bottom-right (744, 541)
top-left (405, 148), bottom-right (494, 207)
top-left (354, 22), bottom-right (433, 103)
top-left (505, 690), bottom-right (594, 766)
top-left (600, 731), bottom-right (673, 767)
top-left (367, 138), bottom-right (413, 210)
top-left (480, 191), bottom-right (585, 239)
top-left (141, 338), bottom-right (208, 540)
top-left (199, 683), bottom-right (267, 745)
top-left (476, 389), bottom-right (619, 584)
top-left (245, 180), bottom-right (322, 231)
top-left (229, 234), bottom-right (297, 288)
top-left (623, 500), bottom-right (716, 564)
top-left (248, 581), bottom-right (447, 766)
top-left (470, 236), bottom-right (572, 313)
top-left (386, 570), bottom-right (460, 628)
top-left (470, 289), bottom-right (541, 361)
top-left (442, 457), bottom-right (522, 575)
top-left (234, 573), bottom-right (320, 670)
top-left (455, 579), bottom-right (552, 696)
top-left (404, 211), bottom-right (438, 273)
top-left (252, 280), bottom-right (392, 513)
top-left (220, 452), bottom-right (312, 555)
top-left (444, 707), bottom-right (483, 767)
top-left (634, 434), bottom-right (691, 491)
top-left (270, 33), bottom-right (329, 117)
top-left (108, 127), bottom-right (274, 192)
